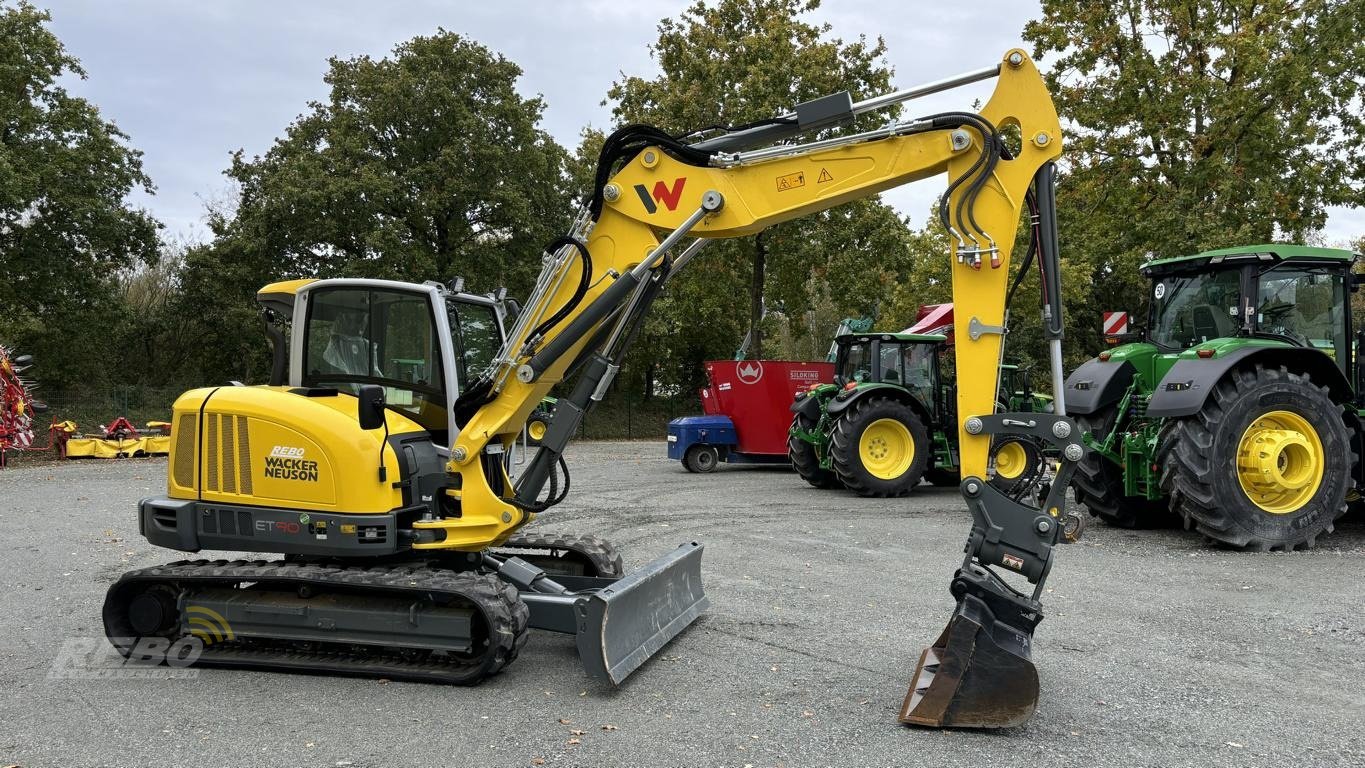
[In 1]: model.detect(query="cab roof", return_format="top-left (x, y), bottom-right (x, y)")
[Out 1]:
top-left (1142, 244), bottom-right (1357, 274)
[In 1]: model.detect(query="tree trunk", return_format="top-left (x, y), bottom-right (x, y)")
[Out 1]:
top-left (749, 233), bottom-right (767, 360)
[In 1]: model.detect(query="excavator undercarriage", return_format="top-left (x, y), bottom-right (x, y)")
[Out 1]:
top-left (106, 532), bottom-right (706, 685)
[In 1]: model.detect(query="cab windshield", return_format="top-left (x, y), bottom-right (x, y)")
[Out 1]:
top-left (303, 287), bottom-right (447, 429)
top-left (1149, 268), bottom-right (1242, 350)
top-left (837, 341), bottom-right (872, 384)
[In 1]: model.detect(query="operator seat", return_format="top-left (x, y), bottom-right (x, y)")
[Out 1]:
top-left (322, 333), bottom-right (370, 376)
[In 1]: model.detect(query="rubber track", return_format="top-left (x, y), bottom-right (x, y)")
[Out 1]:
top-left (495, 532), bottom-right (624, 578)
top-left (103, 559), bottom-right (529, 684)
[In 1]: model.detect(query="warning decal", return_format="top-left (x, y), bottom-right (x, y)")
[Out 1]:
top-left (776, 171), bottom-right (805, 192)
top-left (817, 168), bottom-right (834, 184)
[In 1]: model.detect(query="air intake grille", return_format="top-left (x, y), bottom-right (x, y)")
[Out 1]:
top-left (172, 414), bottom-right (197, 489)
top-left (221, 415), bottom-right (237, 493)
top-left (236, 416), bottom-right (253, 495)
top-left (203, 413), bottom-right (254, 495)
top-left (205, 414), bottom-right (219, 490)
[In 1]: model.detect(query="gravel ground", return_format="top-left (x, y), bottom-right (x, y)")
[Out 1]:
top-left (2, 442), bottom-right (1364, 768)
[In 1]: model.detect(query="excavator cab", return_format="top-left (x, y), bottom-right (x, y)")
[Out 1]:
top-left (258, 278), bottom-right (511, 438)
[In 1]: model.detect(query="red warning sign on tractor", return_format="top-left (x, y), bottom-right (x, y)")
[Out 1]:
top-left (1103, 311), bottom-right (1129, 336)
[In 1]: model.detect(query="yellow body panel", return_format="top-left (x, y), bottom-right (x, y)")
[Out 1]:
top-left (65, 438), bottom-right (151, 458)
top-left (256, 278), bottom-right (318, 297)
top-left (437, 50), bottom-right (1062, 547)
top-left (166, 386), bottom-right (414, 515)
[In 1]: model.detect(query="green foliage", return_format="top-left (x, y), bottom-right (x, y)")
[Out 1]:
top-left (1023, 0), bottom-right (1365, 361)
top-left (605, 0), bottom-right (917, 395)
top-left (0, 1), bottom-right (160, 389)
top-left (173, 31), bottom-right (574, 381)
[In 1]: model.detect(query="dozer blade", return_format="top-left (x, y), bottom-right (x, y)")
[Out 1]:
top-left (575, 541), bottom-right (709, 685)
top-left (900, 592), bottom-right (1040, 729)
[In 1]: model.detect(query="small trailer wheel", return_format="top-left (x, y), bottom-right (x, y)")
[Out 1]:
top-left (684, 444), bottom-right (720, 473)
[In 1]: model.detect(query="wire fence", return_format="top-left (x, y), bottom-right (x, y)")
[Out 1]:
top-left (33, 386), bottom-right (695, 441)
top-left (36, 386), bottom-right (184, 433)
top-left (576, 396), bottom-right (695, 440)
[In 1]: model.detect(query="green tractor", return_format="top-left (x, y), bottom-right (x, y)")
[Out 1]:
top-left (788, 331), bottom-right (1049, 497)
top-left (1065, 244), bottom-right (1363, 550)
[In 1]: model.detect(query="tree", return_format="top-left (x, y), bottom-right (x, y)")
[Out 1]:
top-left (0, 1), bottom-right (160, 388)
top-left (179, 31), bottom-right (574, 383)
top-left (1024, 0), bottom-right (1365, 358)
top-left (606, 0), bottom-right (911, 382)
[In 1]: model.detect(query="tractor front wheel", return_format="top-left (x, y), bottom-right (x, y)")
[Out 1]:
top-left (1158, 365), bottom-right (1351, 550)
top-left (788, 412), bottom-right (841, 489)
top-left (829, 397), bottom-right (930, 497)
top-left (1071, 407), bottom-right (1167, 528)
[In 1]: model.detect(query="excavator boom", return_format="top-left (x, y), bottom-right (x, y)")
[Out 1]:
top-left (445, 49), bottom-right (1081, 725)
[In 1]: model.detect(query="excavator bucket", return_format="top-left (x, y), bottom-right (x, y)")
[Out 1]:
top-left (574, 542), bottom-right (709, 685)
top-left (899, 592), bottom-right (1040, 729)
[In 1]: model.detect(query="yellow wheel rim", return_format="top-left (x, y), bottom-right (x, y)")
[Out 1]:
top-left (858, 418), bottom-right (915, 480)
top-left (528, 420), bottom-right (547, 441)
top-left (1235, 410), bottom-right (1324, 515)
top-left (994, 441), bottom-right (1028, 480)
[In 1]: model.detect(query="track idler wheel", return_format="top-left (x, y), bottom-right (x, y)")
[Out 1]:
top-left (900, 568), bottom-right (1042, 729)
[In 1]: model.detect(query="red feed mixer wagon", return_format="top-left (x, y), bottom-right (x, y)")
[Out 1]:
top-left (667, 359), bottom-right (834, 472)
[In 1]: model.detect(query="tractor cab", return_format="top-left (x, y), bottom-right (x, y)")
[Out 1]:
top-left (832, 332), bottom-right (949, 423)
top-left (256, 278), bottom-right (515, 441)
top-left (1141, 245), bottom-right (1353, 378)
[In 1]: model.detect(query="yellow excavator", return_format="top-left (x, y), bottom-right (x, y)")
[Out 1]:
top-left (104, 49), bottom-right (1081, 728)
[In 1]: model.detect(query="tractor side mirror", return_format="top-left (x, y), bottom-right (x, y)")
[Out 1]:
top-left (357, 385), bottom-right (386, 431)
top-left (1351, 272), bottom-right (1365, 292)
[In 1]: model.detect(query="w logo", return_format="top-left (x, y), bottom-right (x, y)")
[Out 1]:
top-left (186, 605), bottom-right (235, 646)
top-left (633, 178), bottom-right (687, 213)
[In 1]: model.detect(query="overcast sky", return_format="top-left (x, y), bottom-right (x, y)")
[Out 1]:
top-left (37, 0), bottom-right (1363, 247)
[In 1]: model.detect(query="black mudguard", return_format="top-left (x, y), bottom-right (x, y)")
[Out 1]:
top-left (824, 383), bottom-right (923, 418)
top-left (790, 392), bottom-right (824, 420)
top-left (1146, 346), bottom-right (1353, 418)
top-left (1063, 358), bottom-right (1134, 415)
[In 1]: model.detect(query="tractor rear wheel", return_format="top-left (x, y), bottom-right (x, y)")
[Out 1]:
top-left (829, 396), bottom-right (930, 497)
top-left (1071, 407), bottom-right (1168, 528)
top-left (1158, 365), bottom-right (1352, 550)
top-left (788, 412), bottom-right (840, 489)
